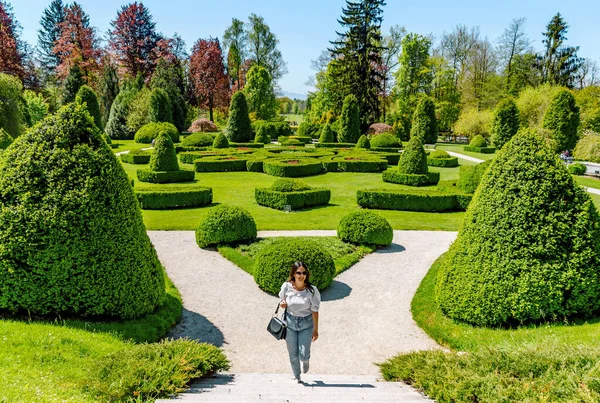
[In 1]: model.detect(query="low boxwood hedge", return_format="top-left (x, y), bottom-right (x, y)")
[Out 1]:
top-left (246, 159), bottom-right (264, 172)
top-left (135, 186), bottom-right (212, 209)
top-left (228, 142), bottom-right (264, 148)
top-left (321, 160), bottom-right (338, 172)
top-left (463, 145), bottom-right (496, 153)
top-left (427, 156), bottom-right (459, 167)
top-left (120, 149), bottom-right (151, 164)
top-left (175, 146), bottom-right (211, 153)
top-left (196, 204), bottom-right (257, 248)
top-left (136, 169), bottom-right (195, 183)
top-left (193, 156), bottom-right (249, 172)
top-left (253, 238), bottom-right (335, 294)
top-left (255, 188), bottom-right (330, 210)
top-left (371, 147), bottom-right (402, 152)
top-left (263, 158), bottom-right (323, 177)
top-left (179, 151), bottom-right (222, 164)
top-left (332, 156), bottom-right (388, 172)
top-left (314, 143), bottom-right (356, 148)
top-left (337, 211), bottom-right (393, 246)
top-left (373, 152), bottom-right (400, 165)
top-left (277, 136), bottom-right (312, 144)
top-left (357, 189), bottom-right (472, 212)
top-left (382, 170), bottom-right (440, 186)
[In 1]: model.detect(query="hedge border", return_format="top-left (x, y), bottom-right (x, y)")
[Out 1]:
top-left (277, 136), bottom-right (312, 144)
top-left (314, 143), bottom-right (356, 148)
top-left (263, 158), bottom-right (323, 177)
top-left (463, 146), bottom-right (496, 154)
top-left (229, 142), bottom-right (265, 148)
top-left (255, 188), bottom-right (331, 210)
top-left (136, 169), bottom-right (196, 183)
top-left (193, 156), bottom-right (249, 172)
top-left (332, 156), bottom-right (388, 172)
top-left (120, 151), bottom-right (151, 164)
top-left (427, 156), bottom-right (459, 167)
top-left (382, 170), bottom-right (440, 186)
top-left (135, 186), bottom-right (213, 209)
top-left (357, 189), bottom-right (471, 212)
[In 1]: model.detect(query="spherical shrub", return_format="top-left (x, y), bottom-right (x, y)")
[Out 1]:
top-left (337, 211), bottom-right (393, 246)
top-left (283, 138), bottom-right (302, 145)
top-left (270, 178), bottom-right (312, 192)
top-left (370, 133), bottom-right (401, 148)
top-left (436, 129), bottom-right (600, 326)
top-left (568, 162), bottom-right (587, 175)
top-left (188, 118), bottom-right (218, 132)
top-left (213, 133), bottom-right (229, 148)
top-left (150, 132), bottom-right (179, 172)
top-left (0, 103), bottom-right (165, 319)
top-left (319, 123), bottom-right (335, 143)
top-left (429, 150), bottom-right (451, 159)
top-left (469, 134), bottom-right (487, 148)
top-left (253, 238), bottom-right (335, 294)
top-left (195, 204), bottom-right (257, 248)
top-left (0, 128), bottom-right (13, 149)
top-left (367, 123), bottom-right (393, 135)
top-left (181, 132), bottom-right (214, 147)
top-left (398, 136), bottom-right (428, 174)
top-left (356, 135), bottom-right (370, 149)
top-left (135, 122), bottom-right (179, 144)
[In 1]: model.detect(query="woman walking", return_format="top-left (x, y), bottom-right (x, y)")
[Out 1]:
top-left (279, 261), bottom-right (321, 383)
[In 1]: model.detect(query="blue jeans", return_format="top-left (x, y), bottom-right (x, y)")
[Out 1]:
top-left (285, 313), bottom-right (314, 378)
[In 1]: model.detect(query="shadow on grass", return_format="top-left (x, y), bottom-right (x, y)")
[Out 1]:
top-left (166, 308), bottom-right (225, 347)
top-left (321, 280), bottom-right (352, 302)
top-left (373, 243), bottom-right (406, 254)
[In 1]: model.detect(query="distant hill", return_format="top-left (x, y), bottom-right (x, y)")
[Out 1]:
top-left (278, 90), bottom-right (307, 100)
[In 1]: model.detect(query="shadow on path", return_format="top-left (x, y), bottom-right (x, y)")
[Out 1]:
top-left (167, 308), bottom-right (225, 347)
top-left (321, 280), bottom-right (352, 302)
top-left (374, 243), bottom-right (406, 254)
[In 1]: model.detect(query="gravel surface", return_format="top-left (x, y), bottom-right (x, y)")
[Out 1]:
top-left (148, 230), bottom-right (457, 376)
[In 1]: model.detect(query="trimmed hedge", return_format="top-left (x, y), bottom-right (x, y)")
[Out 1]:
top-left (428, 156), bottom-right (459, 167)
top-left (253, 238), bottom-right (335, 294)
top-left (370, 133), bottom-right (402, 149)
top-left (228, 142), bottom-right (264, 148)
top-left (382, 170), bottom-right (440, 186)
top-left (568, 162), bottom-right (587, 175)
top-left (136, 169), bottom-right (195, 183)
top-left (371, 147), bottom-right (402, 152)
top-left (332, 156), bottom-right (388, 172)
top-left (149, 132), bottom-right (179, 172)
top-left (120, 149), bottom-right (151, 164)
top-left (357, 189), bottom-right (471, 212)
top-left (337, 211), bottom-right (393, 246)
top-left (196, 204), bottom-right (257, 248)
top-left (135, 186), bottom-right (212, 209)
top-left (373, 152), bottom-right (400, 165)
top-left (463, 145), bottom-right (496, 153)
top-left (278, 136), bottom-right (312, 144)
top-left (255, 188), bottom-right (331, 210)
top-left (270, 178), bottom-right (311, 192)
top-left (457, 160), bottom-right (492, 194)
top-left (175, 146), bottom-right (211, 153)
top-left (194, 156), bottom-right (249, 172)
top-left (314, 143), bottom-right (356, 148)
top-left (179, 151), bottom-right (221, 164)
top-left (263, 158), bottom-right (323, 177)
top-left (246, 159), bottom-right (264, 172)
top-left (181, 132), bottom-right (214, 147)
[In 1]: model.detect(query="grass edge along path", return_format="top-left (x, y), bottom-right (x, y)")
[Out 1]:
top-left (379, 253), bottom-right (600, 402)
top-left (0, 273), bottom-right (229, 403)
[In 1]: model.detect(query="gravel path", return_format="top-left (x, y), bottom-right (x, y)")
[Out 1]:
top-left (148, 230), bottom-right (456, 376)
top-left (445, 150), bottom-right (484, 163)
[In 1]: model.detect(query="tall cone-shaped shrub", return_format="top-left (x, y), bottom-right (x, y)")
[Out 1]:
top-left (76, 85), bottom-right (103, 130)
top-left (490, 98), bottom-right (519, 149)
top-left (398, 135), bottom-right (428, 174)
top-left (226, 91), bottom-right (252, 142)
top-left (0, 103), bottom-right (165, 319)
top-left (436, 129), bottom-right (600, 326)
top-left (543, 90), bottom-right (580, 152)
top-left (410, 96), bottom-right (438, 144)
top-left (150, 131), bottom-right (179, 172)
top-left (338, 94), bottom-right (360, 143)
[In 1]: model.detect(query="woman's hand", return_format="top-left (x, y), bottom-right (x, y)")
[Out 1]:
top-left (279, 300), bottom-right (287, 308)
top-left (312, 329), bottom-right (319, 341)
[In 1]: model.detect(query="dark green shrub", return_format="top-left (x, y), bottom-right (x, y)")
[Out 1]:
top-left (148, 87), bottom-right (173, 123)
top-left (370, 133), bottom-right (402, 149)
top-left (543, 90), bottom-right (580, 152)
top-left (457, 160), bottom-right (492, 194)
top-left (573, 132), bottom-right (600, 163)
top-left (282, 138), bottom-right (302, 145)
top-left (463, 145), bottom-right (496, 153)
top-left (76, 85), bottom-right (103, 130)
top-left (490, 98), bottom-right (520, 149)
top-left (194, 156), bottom-right (249, 172)
top-left (298, 121), bottom-right (321, 138)
top-left (398, 136), bottom-right (428, 174)
top-left (319, 123), bottom-right (335, 143)
top-left (213, 133), bottom-right (229, 148)
top-left (333, 156), bottom-right (388, 172)
top-left (62, 65), bottom-right (84, 104)
top-left (0, 73), bottom-right (24, 138)
top-left (255, 188), bottom-right (330, 210)
top-left (136, 169), bottom-right (195, 183)
top-left (135, 186), bottom-right (212, 209)
top-left (135, 122), bottom-right (179, 144)
top-left (106, 89), bottom-right (137, 140)
top-left (373, 152), bottom-right (400, 165)
top-left (337, 211), bottom-right (393, 246)
top-left (226, 92), bottom-right (253, 142)
top-left (254, 123), bottom-right (273, 144)
top-left (338, 94), bottom-right (360, 143)
top-left (436, 129), bottom-right (600, 326)
top-left (272, 121), bottom-right (293, 137)
top-left (469, 134), bottom-right (487, 147)
top-left (357, 189), bottom-right (470, 212)
top-left (568, 162), bottom-right (587, 175)
top-left (382, 170), bottom-right (440, 186)
top-left (181, 132), bottom-right (214, 147)
top-left (263, 158), bottom-right (323, 177)
top-left (120, 149), bottom-right (151, 164)
top-left (0, 103), bottom-right (165, 319)
top-left (229, 142), bottom-right (264, 148)
top-left (410, 96), bottom-right (438, 144)
top-left (356, 135), bottom-right (370, 149)
top-left (278, 136), bottom-right (312, 144)
top-left (270, 178), bottom-right (312, 192)
top-left (178, 151), bottom-right (220, 164)
top-left (196, 204), bottom-right (257, 248)
top-left (150, 132), bottom-right (179, 172)
top-left (314, 143), bottom-right (356, 148)
top-left (253, 238), bottom-right (335, 294)
top-left (427, 150), bottom-right (458, 167)
top-left (0, 127), bottom-right (13, 149)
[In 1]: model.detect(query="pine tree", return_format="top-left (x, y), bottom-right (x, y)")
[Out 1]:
top-left (98, 60), bottom-right (119, 127)
top-left (62, 65), bottom-right (84, 104)
top-left (329, 0), bottom-right (386, 128)
top-left (37, 0), bottom-right (66, 75)
top-left (539, 13), bottom-right (582, 88)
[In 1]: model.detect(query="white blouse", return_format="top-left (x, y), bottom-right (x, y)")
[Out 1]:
top-left (279, 281), bottom-right (321, 317)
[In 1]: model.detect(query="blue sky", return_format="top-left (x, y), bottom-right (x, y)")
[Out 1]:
top-left (11, 0), bottom-right (600, 96)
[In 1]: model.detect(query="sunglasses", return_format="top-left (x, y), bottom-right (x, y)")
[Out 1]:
top-left (295, 271), bottom-right (307, 275)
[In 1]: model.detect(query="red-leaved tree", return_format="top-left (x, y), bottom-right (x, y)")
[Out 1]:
top-left (0, 0), bottom-right (24, 80)
top-left (109, 2), bottom-right (159, 79)
top-left (190, 38), bottom-right (231, 122)
top-left (53, 3), bottom-right (101, 82)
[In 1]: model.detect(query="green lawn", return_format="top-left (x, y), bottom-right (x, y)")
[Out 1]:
top-left (573, 175), bottom-right (600, 190)
top-left (282, 114), bottom-right (304, 125)
top-left (111, 139), bottom-right (154, 153)
top-left (436, 143), bottom-right (497, 161)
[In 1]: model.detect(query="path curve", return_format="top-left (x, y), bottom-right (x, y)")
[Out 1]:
top-left (149, 230), bottom-right (456, 376)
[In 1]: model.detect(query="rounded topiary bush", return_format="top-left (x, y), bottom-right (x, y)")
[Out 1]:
top-left (429, 150), bottom-right (451, 159)
top-left (319, 123), bottom-right (335, 143)
top-left (370, 133), bottom-right (401, 149)
top-left (337, 211), bottom-right (393, 246)
top-left (150, 132), bottom-right (179, 172)
top-left (135, 122), bottom-right (180, 144)
top-left (181, 132), bottom-right (214, 147)
top-left (253, 238), bottom-right (335, 294)
top-left (568, 162), bottom-right (587, 175)
top-left (436, 129), bottom-right (600, 327)
top-left (356, 135), bottom-right (370, 149)
top-left (213, 133), bottom-right (229, 149)
top-left (398, 136), bottom-right (428, 174)
top-left (0, 127), bottom-right (13, 149)
top-left (195, 204), bottom-right (257, 248)
top-left (469, 134), bottom-right (487, 148)
top-left (270, 178), bottom-right (312, 192)
top-left (0, 103), bottom-right (165, 319)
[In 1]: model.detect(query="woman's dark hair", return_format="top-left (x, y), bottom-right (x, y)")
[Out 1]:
top-left (287, 261), bottom-right (314, 293)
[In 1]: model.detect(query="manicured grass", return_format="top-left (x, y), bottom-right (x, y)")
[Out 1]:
top-left (111, 139), bottom-right (155, 153)
top-left (380, 253), bottom-right (600, 401)
top-left (436, 143), bottom-right (497, 161)
top-left (573, 174), bottom-right (600, 190)
top-left (282, 114), bottom-right (304, 124)
top-left (218, 237), bottom-right (375, 276)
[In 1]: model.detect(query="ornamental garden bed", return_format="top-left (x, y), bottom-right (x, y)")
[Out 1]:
top-left (382, 170), bottom-right (440, 186)
top-left (135, 186), bottom-right (213, 209)
top-left (120, 149), bottom-right (151, 164)
top-left (193, 156), bottom-right (250, 172)
top-left (262, 158), bottom-right (324, 177)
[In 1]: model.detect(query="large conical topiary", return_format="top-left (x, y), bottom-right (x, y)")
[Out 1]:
top-left (76, 85), bottom-right (103, 130)
top-left (436, 129), bottom-right (600, 327)
top-left (150, 131), bottom-right (179, 172)
top-left (398, 135), bottom-right (428, 174)
top-left (226, 91), bottom-right (252, 142)
top-left (410, 96), bottom-right (438, 144)
top-left (106, 89), bottom-right (137, 140)
top-left (543, 89), bottom-right (580, 152)
top-left (319, 123), bottom-right (335, 143)
top-left (490, 98), bottom-right (519, 149)
top-left (338, 94), bottom-right (360, 143)
top-left (0, 103), bottom-right (165, 319)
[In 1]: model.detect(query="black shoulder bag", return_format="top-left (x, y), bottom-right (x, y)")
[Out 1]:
top-left (267, 303), bottom-right (287, 340)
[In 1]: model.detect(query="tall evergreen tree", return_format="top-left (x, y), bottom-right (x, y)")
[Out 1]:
top-left (98, 59), bottom-right (120, 127)
top-left (329, 0), bottom-right (386, 129)
top-left (37, 0), bottom-right (66, 76)
top-left (539, 13), bottom-right (582, 88)
top-left (62, 65), bottom-right (84, 104)
top-left (151, 58), bottom-right (188, 131)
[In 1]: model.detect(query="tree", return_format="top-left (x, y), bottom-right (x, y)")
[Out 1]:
top-left (246, 14), bottom-right (287, 83)
top-left (109, 2), bottom-right (160, 79)
top-left (223, 18), bottom-right (247, 89)
top-left (243, 65), bottom-right (277, 120)
top-left (439, 24), bottom-right (479, 88)
top-left (329, 0), bottom-right (386, 128)
top-left (226, 91), bottom-right (252, 142)
top-left (497, 17), bottom-right (531, 93)
top-left (539, 13), bottom-right (582, 88)
top-left (76, 85), bottom-right (102, 129)
top-left (410, 97), bottom-right (438, 144)
top-left (151, 58), bottom-right (187, 131)
top-left (0, 73), bottom-right (23, 137)
top-left (37, 0), bottom-right (66, 76)
top-left (380, 24), bottom-right (405, 122)
top-left (490, 98), bottom-right (519, 149)
top-left (0, 0), bottom-right (24, 80)
top-left (62, 65), bottom-right (84, 104)
top-left (98, 59), bottom-right (120, 126)
top-left (462, 38), bottom-right (502, 110)
top-left (148, 87), bottom-right (172, 123)
top-left (543, 89), bottom-right (580, 152)
top-left (53, 3), bottom-right (101, 82)
top-left (338, 94), bottom-right (360, 143)
top-left (190, 38), bottom-right (230, 122)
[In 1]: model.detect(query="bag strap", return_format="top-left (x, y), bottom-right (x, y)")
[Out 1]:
top-left (273, 302), bottom-right (287, 319)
